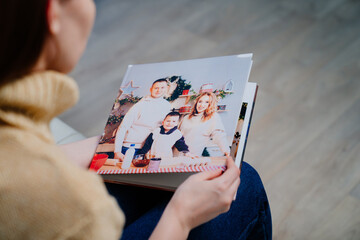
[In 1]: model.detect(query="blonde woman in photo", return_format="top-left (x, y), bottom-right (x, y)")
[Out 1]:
top-left (179, 92), bottom-right (230, 157)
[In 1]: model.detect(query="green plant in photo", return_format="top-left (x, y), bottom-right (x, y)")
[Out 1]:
top-left (106, 115), bottom-right (124, 125)
top-left (116, 96), bottom-right (142, 105)
top-left (165, 75), bottom-right (192, 101)
top-left (214, 89), bottom-right (233, 100)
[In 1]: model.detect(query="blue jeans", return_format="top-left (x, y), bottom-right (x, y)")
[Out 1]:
top-left (105, 162), bottom-right (272, 240)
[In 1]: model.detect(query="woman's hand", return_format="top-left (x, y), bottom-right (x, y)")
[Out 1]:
top-left (150, 156), bottom-right (240, 239)
top-left (172, 156), bottom-right (240, 229)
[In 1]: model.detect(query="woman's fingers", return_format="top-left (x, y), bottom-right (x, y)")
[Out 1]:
top-left (189, 157), bottom-right (239, 185)
top-left (191, 169), bottom-right (223, 181)
top-left (223, 156), bottom-right (240, 178)
top-left (169, 157), bottom-right (241, 231)
top-left (226, 155), bottom-right (237, 168)
top-left (212, 156), bottom-right (240, 188)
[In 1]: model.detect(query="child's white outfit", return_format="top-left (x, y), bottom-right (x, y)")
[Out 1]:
top-left (114, 96), bottom-right (171, 152)
top-left (139, 126), bottom-right (189, 158)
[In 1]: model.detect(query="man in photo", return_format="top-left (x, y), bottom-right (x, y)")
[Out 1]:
top-left (138, 111), bottom-right (194, 158)
top-left (114, 79), bottom-right (171, 160)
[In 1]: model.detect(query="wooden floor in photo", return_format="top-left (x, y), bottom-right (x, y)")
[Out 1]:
top-left (60, 0), bottom-right (360, 239)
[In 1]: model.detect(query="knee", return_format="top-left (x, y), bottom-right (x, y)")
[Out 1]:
top-left (240, 162), bottom-right (265, 194)
top-left (238, 162), bottom-right (272, 239)
top-left (238, 162), bottom-right (271, 221)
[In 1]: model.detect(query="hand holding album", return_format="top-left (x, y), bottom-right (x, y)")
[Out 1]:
top-left (164, 156), bottom-right (240, 230)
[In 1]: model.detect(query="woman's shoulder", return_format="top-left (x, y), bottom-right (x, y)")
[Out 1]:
top-left (181, 113), bottom-right (191, 119)
top-left (180, 113), bottom-right (193, 124)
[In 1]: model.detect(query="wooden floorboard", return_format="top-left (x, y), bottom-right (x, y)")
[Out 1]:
top-left (59, 0), bottom-right (360, 238)
top-left (308, 196), bottom-right (360, 240)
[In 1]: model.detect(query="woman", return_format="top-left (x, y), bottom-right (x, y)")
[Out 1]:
top-left (0, 0), bottom-right (271, 239)
top-left (180, 92), bottom-right (230, 156)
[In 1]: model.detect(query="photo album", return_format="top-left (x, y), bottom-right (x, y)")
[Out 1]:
top-left (89, 54), bottom-right (258, 190)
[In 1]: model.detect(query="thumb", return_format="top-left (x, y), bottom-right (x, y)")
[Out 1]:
top-left (193, 169), bottom-right (223, 181)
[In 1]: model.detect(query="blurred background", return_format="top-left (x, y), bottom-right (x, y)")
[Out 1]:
top-left (59, 0), bottom-right (360, 239)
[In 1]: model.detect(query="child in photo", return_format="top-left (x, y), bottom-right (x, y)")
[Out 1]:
top-left (138, 112), bottom-right (193, 158)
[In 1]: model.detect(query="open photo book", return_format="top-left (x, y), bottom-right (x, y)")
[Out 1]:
top-left (89, 54), bottom-right (258, 191)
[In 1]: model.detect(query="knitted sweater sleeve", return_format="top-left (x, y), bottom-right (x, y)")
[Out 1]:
top-left (210, 114), bottom-right (230, 154)
top-left (138, 133), bottom-right (154, 154)
top-left (114, 101), bottom-right (141, 152)
top-left (0, 141), bottom-right (125, 240)
top-left (174, 136), bottom-right (189, 152)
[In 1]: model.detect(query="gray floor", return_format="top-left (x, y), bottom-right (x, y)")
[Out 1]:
top-left (60, 0), bottom-right (360, 239)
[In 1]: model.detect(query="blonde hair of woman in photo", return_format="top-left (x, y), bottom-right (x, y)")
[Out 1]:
top-left (189, 92), bottom-right (218, 121)
top-left (180, 92), bottom-right (231, 157)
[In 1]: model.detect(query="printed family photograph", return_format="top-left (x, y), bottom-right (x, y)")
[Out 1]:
top-left (90, 55), bottom-right (252, 173)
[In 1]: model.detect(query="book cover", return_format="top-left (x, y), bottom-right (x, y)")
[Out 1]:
top-left (89, 54), bottom-right (256, 189)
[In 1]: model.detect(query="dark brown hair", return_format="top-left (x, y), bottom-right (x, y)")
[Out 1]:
top-left (164, 111), bottom-right (181, 120)
top-left (0, 0), bottom-right (49, 85)
top-left (151, 78), bottom-right (168, 87)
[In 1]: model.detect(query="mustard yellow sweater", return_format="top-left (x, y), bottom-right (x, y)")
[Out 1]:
top-left (0, 71), bottom-right (124, 239)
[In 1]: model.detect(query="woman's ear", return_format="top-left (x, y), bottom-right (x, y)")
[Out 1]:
top-left (47, 0), bottom-right (61, 34)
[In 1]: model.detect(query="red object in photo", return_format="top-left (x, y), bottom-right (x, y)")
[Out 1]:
top-left (89, 153), bottom-right (108, 171)
top-left (179, 105), bottom-right (191, 113)
top-left (199, 83), bottom-right (213, 93)
top-left (182, 89), bottom-right (189, 95)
